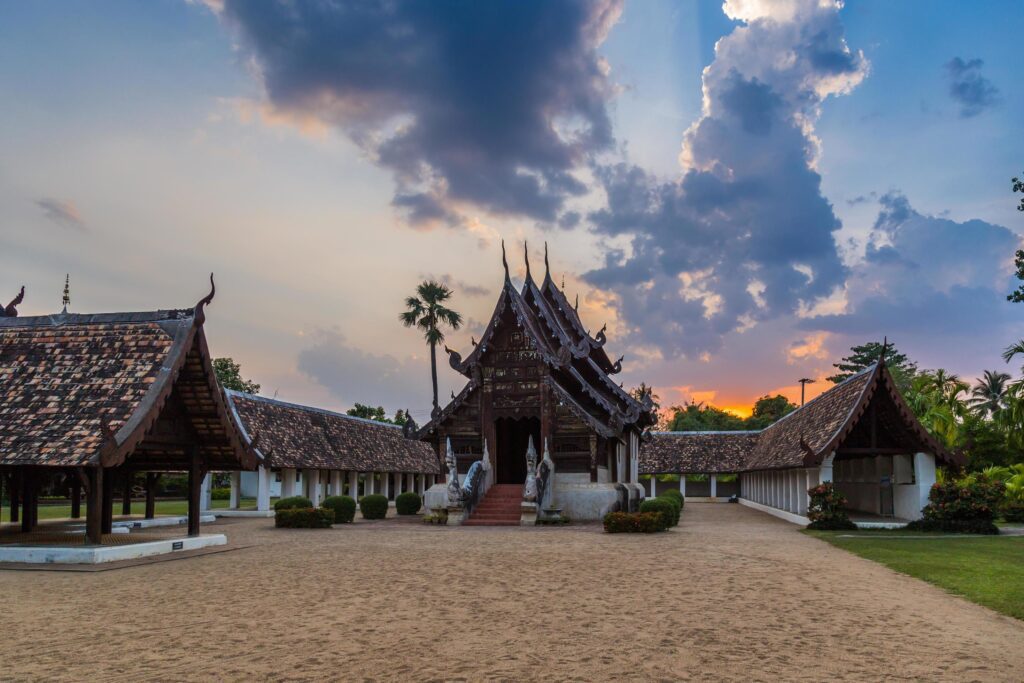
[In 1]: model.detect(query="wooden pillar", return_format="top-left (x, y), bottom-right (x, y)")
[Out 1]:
top-left (121, 471), bottom-right (133, 516)
top-left (187, 449), bottom-right (203, 537)
top-left (144, 475), bottom-right (157, 518)
top-left (101, 468), bottom-right (114, 534)
top-left (10, 469), bottom-right (21, 524)
top-left (20, 468), bottom-right (35, 533)
top-left (86, 467), bottom-right (103, 545)
top-left (70, 474), bottom-right (81, 519)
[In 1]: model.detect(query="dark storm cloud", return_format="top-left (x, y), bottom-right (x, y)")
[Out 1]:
top-left (806, 192), bottom-right (1023, 341)
top-left (583, 0), bottom-right (866, 358)
top-left (945, 57), bottom-right (1000, 118)
top-left (216, 0), bottom-right (622, 226)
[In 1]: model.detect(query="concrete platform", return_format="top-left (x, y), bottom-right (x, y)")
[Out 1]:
top-left (114, 514), bottom-right (216, 529)
top-left (0, 534), bottom-right (227, 564)
top-left (213, 509), bottom-right (274, 518)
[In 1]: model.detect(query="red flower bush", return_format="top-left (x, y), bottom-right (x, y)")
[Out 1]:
top-left (908, 480), bottom-right (1003, 534)
top-left (806, 482), bottom-right (856, 530)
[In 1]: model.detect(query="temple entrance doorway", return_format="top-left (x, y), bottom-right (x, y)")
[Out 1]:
top-left (495, 416), bottom-right (540, 485)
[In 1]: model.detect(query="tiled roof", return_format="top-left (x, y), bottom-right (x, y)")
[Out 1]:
top-left (226, 391), bottom-right (440, 474)
top-left (642, 363), bottom-right (960, 473)
top-left (0, 301), bottom-right (255, 470)
top-left (640, 431), bottom-right (760, 474)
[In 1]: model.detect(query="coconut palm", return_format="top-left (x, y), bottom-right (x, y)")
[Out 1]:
top-left (969, 370), bottom-right (1011, 417)
top-left (400, 281), bottom-right (462, 418)
top-left (1001, 339), bottom-right (1024, 371)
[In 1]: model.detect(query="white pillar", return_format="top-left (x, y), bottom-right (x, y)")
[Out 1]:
top-left (200, 473), bottom-right (212, 512)
top-left (819, 452), bottom-right (834, 483)
top-left (307, 469), bottom-right (322, 506)
top-left (649, 476), bottom-right (656, 497)
top-left (257, 466), bottom-right (271, 511)
top-left (329, 470), bottom-right (342, 497)
top-left (281, 468), bottom-right (296, 498)
top-left (348, 471), bottom-right (358, 498)
top-left (406, 473), bottom-right (414, 494)
top-left (367, 473), bottom-right (376, 495)
top-left (383, 472), bottom-right (391, 499)
top-left (913, 452), bottom-right (936, 513)
top-left (710, 474), bottom-right (717, 498)
top-left (418, 473), bottom-right (426, 495)
top-left (229, 471), bottom-right (241, 509)
top-left (679, 475), bottom-right (686, 497)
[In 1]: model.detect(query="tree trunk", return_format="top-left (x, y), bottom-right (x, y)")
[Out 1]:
top-left (430, 340), bottom-right (439, 414)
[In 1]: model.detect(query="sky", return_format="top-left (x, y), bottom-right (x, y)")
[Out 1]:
top-left (1, 0), bottom-right (1022, 422)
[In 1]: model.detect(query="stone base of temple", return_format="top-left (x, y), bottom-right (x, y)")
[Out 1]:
top-left (553, 480), bottom-right (642, 521)
top-left (0, 534), bottom-right (227, 564)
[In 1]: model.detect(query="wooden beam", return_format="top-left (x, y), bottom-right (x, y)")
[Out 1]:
top-left (20, 468), bottom-right (34, 533)
top-left (121, 471), bottom-right (133, 516)
top-left (86, 467), bottom-right (103, 545)
top-left (101, 469), bottom-right (113, 534)
top-left (145, 473), bottom-right (159, 519)
top-left (837, 447), bottom-right (908, 456)
top-left (70, 474), bottom-right (81, 519)
top-left (187, 449), bottom-right (203, 537)
top-left (9, 469), bottom-right (20, 524)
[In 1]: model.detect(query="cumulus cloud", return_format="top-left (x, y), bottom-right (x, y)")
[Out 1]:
top-left (297, 329), bottom-right (441, 417)
top-left (806, 192), bottom-right (1023, 353)
top-left (36, 198), bottom-right (85, 230)
top-left (584, 0), bottom-right (866, 358)
top-left (420, 273), bottom-right (490, 298)
top-left (945, 57), bottom-right (1000, 118)
top-left (213, 0), bottom-right (623, 227)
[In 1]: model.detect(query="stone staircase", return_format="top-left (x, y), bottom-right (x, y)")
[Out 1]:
top-left (463, 484), bottom-right (523, 526)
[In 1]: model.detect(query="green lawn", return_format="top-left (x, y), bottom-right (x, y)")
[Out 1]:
top-left (0, 498), bottom-right (259, 523)
top-left (807, 530), bottom-right (1024, 620)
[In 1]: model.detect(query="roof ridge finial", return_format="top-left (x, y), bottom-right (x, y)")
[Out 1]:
top-left (574, 292), bottom-right (579, 312)
top-left (524, 240), bottom-right (531, 280)
top-left (880, 336), bottom-right (889, 366)
top-left (501, 240), bottom-right (510, 281)
top-left (544, 241), bottom-right (550, 280)
top-left (194, 273), bottom-right (216, 325)
top-left (3, 285), bottom-right (24, 317)
top-left (62, 274), bottom-right (70, 313)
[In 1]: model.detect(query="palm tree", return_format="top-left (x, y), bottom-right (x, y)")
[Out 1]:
top-left (969, 370), bottom-right (1011, 417)
top-left (400, 281), bottom-right (462, 418)
top-left (1002, 339), bottom-right (1024, 371)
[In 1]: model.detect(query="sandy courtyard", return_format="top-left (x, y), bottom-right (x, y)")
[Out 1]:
top-left (2, 503), bottom-right (1023, 682)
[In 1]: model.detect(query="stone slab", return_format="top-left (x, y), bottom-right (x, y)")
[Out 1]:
top-left (0, 534), bottom-right (227, 565)
top-left (212, 510), bottom-right (275, 518)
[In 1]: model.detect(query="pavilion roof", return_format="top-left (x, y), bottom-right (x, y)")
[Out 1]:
top-left (641, 361), bottom-right (962, 474)
top-left (0, 282), bottom-right (257, 470)
top-left (226, 391), bottom-right (440, 474)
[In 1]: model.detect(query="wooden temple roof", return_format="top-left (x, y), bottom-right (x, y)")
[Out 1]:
top-left (0, 281), bottom-right (257, 471)
top-left (424, 244), bottom-right (656, 439)
top-left (641, 361), bottom-right (962, 474)
top-left (226, 391), bottom-right (440, 474)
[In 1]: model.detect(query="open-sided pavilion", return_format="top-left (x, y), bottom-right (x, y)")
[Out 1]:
top-left (0, 280), bottom-right (257, 547)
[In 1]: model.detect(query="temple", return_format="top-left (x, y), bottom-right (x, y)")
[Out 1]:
top-left (415, 244), bottom-right (657, 521)
top-left (641, 357), bottom-right (963, 524)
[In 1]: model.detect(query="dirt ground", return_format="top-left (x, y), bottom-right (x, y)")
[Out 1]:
top-left (2, 503), bottom-right (1022, 682)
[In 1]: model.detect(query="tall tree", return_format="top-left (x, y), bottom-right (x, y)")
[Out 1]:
top-left (1007, 174), bottom-right (1024, 301)
top-left (213, 357), bottom-right (260, 394)
top-left (665, 401), bottom-right (746, 432)
top-left (346, 403), bottom-right (389, 422)
top-left (400, 280), bottom-right (462, 417)
top-left (746, 394), bottom-right (797, 429)
top-left (827, 340), bottom-right (916, 393)
top-left (969, 370), bottom-right (1011, 417)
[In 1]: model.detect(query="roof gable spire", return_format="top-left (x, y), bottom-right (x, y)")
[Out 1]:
top-left (544, 241), bottom-right (550, 281)
top-left (524, 240), bottom-right (531, 280)
top-left (3, 285), bottom-right (24, 317)
top-left (501, 240), bottom-right (510, 282)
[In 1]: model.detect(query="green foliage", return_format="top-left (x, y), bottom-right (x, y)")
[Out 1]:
top-left (359, 493), bottom-right (389, 520)
top-left (907, 480), bottom-right (1004, 534)
top-left (422, 511), bottom-right (448, 524)
top-left (746, 394), bottom-right (797, 429)
top-left (395, 492), bottom-right (422, 515)
top-left (806, 483), bottom-right (856, 530)
top-left (1003, 500), bottom-right (1024, 523)
top-left (665, 400), bottom-right (746, 431)
top-left (213, 357), bottom-right (260, 394)
top-left (322, 495), bottom-right (356, 523)
top-left (275, 507), bottom-right (335, 528)
top-left (828, 340), bottom-right (916, 392)
top-left (639, 498), bottom-right (676, 530)
top-left (602, 511), bottom-right (664, 533)
top-left (347, 403), bottom-right (390, 422)
top-left (210, 487), bottom-right (231, 501)
top-left (629, 383), bottom-right (661, 413)
top-left (274, 496), bottom-right (313, 511)
top-left (660, 488), bottom-right (684, 509)
top-left (400, 280), bottom-right (463, 413)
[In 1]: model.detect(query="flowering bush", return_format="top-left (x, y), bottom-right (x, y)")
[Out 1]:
top-left (806, 482), bottom-right (856, 530)
top-left (908, 480), bottom-right (1003, 534)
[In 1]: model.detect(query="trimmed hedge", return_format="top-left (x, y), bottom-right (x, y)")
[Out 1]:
top-left (660, 495), bottom-right (681, 526)
top-left (360, 494), bottom-right (389, 520)
top-left (907, 480), bottom-right (1002, 534)
top-left (275, 507), bottom-right (335, 528)
top-left (275, 496), bottom-right (313, 511)
top-left (1003, 500), bottom-right (1024, 523)
top-left (660, 489), bottom-right (684, 509)
top-left (603, 511), bottom-right (664, 533)
top-left (211, 487), bottom-right (231, 501)
top-left (639, 497), bottom-right (676, 530)
top-left (322, 495), bottom-right (356, 523)
top-left (395, 492), bottom-right (422, 516)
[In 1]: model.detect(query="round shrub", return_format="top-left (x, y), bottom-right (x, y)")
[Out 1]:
top-left (395, 491), bottom-right (422, 516)
top-left (603, 511), bottom-right (664, 533)
top-left (639, 498), bottom-right (675, 531)
top-left (659, 495), bottom-right (681, 526)
top-left (322, 495), bottom-right (356, 524)
top-left (806, 483), bottom-right (856, 530)
top-left (1003, 500), bottom-right (1024, 523)
top-left (275, 495), bottom-right (313, 511)
top-left (660, 488), bottom-right (684, 509)
top-left (906, 480), bottom-right (1003, 534)
top-left (360, 494), bottom-right (389, 520)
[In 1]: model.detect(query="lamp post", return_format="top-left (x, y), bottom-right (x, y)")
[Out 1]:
top-left (798, 378), bottom-right (815, 406)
